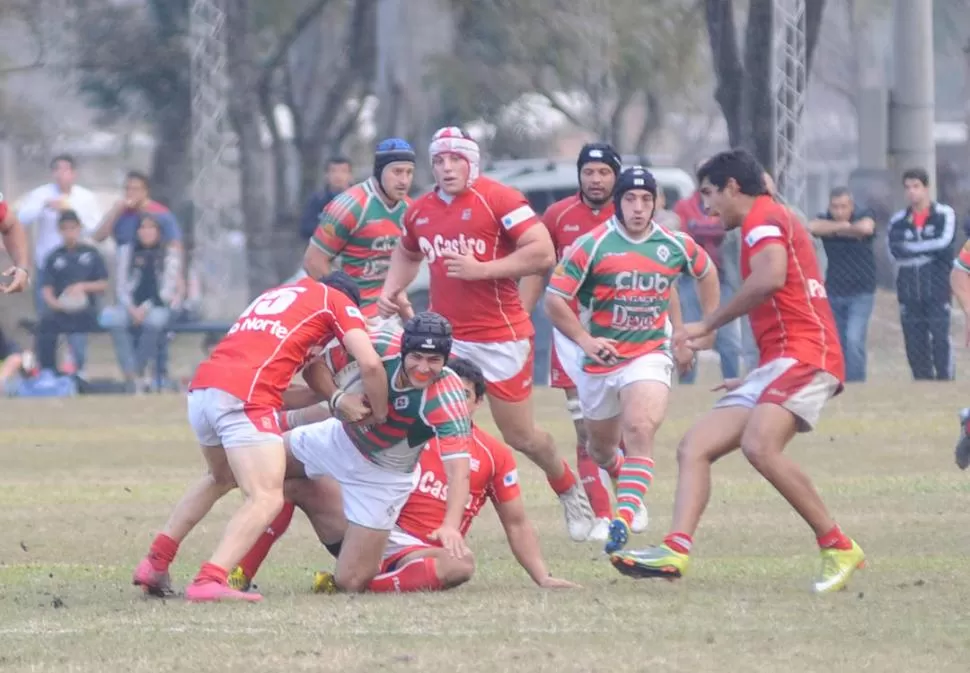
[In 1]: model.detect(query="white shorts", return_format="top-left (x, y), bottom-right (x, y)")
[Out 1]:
top-left (450, 337), bottom-right (534, 402)
top-left (713, 357), bottom-right (841, 432)
top-left (380, 526), bottom-right (432, 572)
top-left (575, 352), bottom-right (674, 421)
top-left (186, 388), bottom-right (282, 449)
top-left (287, 418), bottom-right (418, 530)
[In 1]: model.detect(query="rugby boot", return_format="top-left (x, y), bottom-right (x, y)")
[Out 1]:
top-left (185, 579), bottom-right (262, 602)
top-left (812, 539), bottom-right (866, 595)
top-left (586, 517), bottom-right (611, 542)
top-left (227, 566), bottom-right (254, 592)
top-left (132, 556), bottom-right (175, 597)
top-left (604, 517), bottom-right (631, 554)
top-left (559, 484), bottom-right (595, 542)
top-left (609, 543), bottom-right (689, 579)
top-left (312, 570), bottom-right (339, 594)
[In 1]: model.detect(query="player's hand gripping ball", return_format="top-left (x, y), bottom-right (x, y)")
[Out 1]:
top-left (325, 347), bottom-right (374, 424)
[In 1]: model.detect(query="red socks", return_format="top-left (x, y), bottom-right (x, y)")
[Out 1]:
top-left (546, 458), bottom-right (578, 496)
top-left (664, 532), bottom-right (693, 555)
top-left (237, 501), bottom-right (296, 579)
top-left (194, 562), bottom-right (228, 585)
top-left (817, 525), bottom-right (852, 551)
top-left (148, 533), bottom-right (179, 572)
top-left (367, 556), bottom-right (442, 593)
top-left (576, 443), bottom-right (612, 519)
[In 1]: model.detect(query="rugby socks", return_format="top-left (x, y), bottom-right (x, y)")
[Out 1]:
top-left (614, 456), bottom-right (654, 527)
top-left (236, 501), bottom-right (296, 579)
top-left (367, 557), bottom-right (442, 593)
top-left (664, 532), bottom-right (693, 555)
top-left (194, 561), bottom-right (229, 585)
top-left (602, 451), bottom-right (625, 482)
top-left (817, 524), bottom-right (852, 551)
top-left (547, 458), bottom-right (578, 495)
top-left (576, 442), bottom-right (612, 519)
top-left (148, 533), bottom-right (179, 572)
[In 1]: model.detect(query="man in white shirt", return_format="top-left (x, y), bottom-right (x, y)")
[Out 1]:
top-left (17, 154), bottom-right (102, 314)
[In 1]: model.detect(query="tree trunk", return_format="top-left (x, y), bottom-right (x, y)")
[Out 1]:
top-left (151, 102), bottom-right (193, 247)
top-left (225, 0), bottom-right (277, 297)
top-left (743, 0), bottom-right (775, 172)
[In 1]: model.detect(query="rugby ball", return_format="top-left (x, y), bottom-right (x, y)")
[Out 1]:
top-left (323, 343), bottom-right (366, 395)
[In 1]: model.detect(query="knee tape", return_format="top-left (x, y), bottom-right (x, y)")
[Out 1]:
top-left (566, 397), bottom-right (583, 422)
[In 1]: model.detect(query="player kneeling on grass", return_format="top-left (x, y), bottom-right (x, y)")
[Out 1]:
top-left (254, 312), bottom-right (472, 593)
top-left (609, 149), bottom-right (865, 595)
top-left (231, 356), bottom-right (580, 593)
top-left (544, 166), bottom-right (719, 556)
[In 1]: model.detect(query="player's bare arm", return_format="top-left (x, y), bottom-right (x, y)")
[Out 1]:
top-left (687, 266), bottom-right (723, 351)
top-left (431, 447), bottom-right (472, 559)
top-left (378, 243), bottom-right (422, 317)
top-left (545, 293), bottom-right (619, 366)
top-left (494, 495), bottom-right (580, 589)
top-left (668, 283), bottom-right (694, 374)
top-left (340, 329), bottom-right (390, 422)
top-left (303, 244), bottom-right (334, 279)
top-left (518, 273), bottom-right (548, 314)
top-left (444, 223), bottom-right (555, 281)
top-left (0, 209), bottom-right (29, 293)
top-left (686, 244), bottom-right (786, 347)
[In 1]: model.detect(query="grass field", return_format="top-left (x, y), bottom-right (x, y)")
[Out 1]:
top-left (2, 368), bottom-right (969, 673)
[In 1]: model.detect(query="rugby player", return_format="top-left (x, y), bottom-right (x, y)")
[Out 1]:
top-left (950, 230), bottom-right (970, 469)
top-left (545, 166), bottom-right (719, 554)
top-left (610, 149), bottom-right (864, 594)
top-left (0, 191), bottom-right (29, 294)
top-left (378, 127), bottom-right (595, 541)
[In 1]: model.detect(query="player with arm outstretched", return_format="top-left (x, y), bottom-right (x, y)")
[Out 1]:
top-left (377, 127), bottom-right (595, 542)
top-left (951, 232), bottom-right (970, 469)
top-left (544, 166), bottom-right (720, 555)
top-left (610, 149), bottom-right (864, 594)
top-left (302, 139), bottom-right (416, 326)
top-left (132, 271), bottom-right (387, 603)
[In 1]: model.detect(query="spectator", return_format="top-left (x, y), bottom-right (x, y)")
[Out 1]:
top-left (92, 170), bottom-right (182, 248)
top-left (808, 187), bottom-right (877, 382)
top-left (298, 156), bottom-right (353, 243)
top-left (17, 154), bottom-right (102, 314)
top-left (672, 171), bottom-right (742, 384)
top-left (0, 327), bottom-right (26, 394)
top-left (34, 210), bottom-right (109, 376)
top-left (99, 215), bottom-right (182, 393)
top-left (887, 167), bottom-right (957, 381)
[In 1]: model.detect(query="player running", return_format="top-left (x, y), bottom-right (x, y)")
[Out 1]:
top-left (951, 232), bottom-right (970, 469)
top-left (303, 138), bottom-right (416, 324)
top-left (0, 192), bottom-right (30, 294)
top-left (519, 143), bottom-right (640, 541)
top-left (132, 271), bottom-right (387, 603)
top-left (378, 126), bottom-right (595, 541)
top-left (610, 149), bottom-right (864, 594)
top-left (230, 356), bottom-right (579, 594)
top-left (545, 166), bottom-right (719, 555)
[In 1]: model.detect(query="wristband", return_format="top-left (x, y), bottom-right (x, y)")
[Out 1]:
top-left (329, 390), bottom-right (344, 410)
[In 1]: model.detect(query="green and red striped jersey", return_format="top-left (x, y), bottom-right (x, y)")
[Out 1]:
top-left (311, 178), bottom-right (411, 318)
top-left (956, 240), bottom-right (970, 273)
top-left (331, 329), bottom-right (472, 473)
top-left (547, 220), bottom-right (713, 374)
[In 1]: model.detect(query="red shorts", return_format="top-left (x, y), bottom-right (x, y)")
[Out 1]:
top-left (380, 526), bottom-right (436, 573)
top-left (449, 337), bottom-right (535, 402)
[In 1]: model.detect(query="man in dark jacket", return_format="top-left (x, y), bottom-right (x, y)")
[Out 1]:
top-left (886, 167), bottom-right (957, 380)
top-left (298, 156), bottom-right (353, 242)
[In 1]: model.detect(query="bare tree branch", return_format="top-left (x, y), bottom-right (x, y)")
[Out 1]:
top-left (256, 0), bottom-right (334, 92)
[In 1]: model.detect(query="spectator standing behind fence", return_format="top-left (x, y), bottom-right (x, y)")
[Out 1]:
top-left (886, 168), bottom-right (957, 381)
top-left (299, 156), bottom-right (354, 243)
top-left (17, 155), bottom-right (102, 315)
top-left (92, 171), bottom-right (183, 249)
top-left (807, 187), bottom-right (877, 382)
top-left (33, 211), bottom-right (109, 376)
top-left (99, 215), bottom-right (182, 393)
top-left (672, 175), bottom-right (742, 383)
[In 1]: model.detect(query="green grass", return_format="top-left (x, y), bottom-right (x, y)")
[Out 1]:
top-left (2, 375), bottom-right (969, 672)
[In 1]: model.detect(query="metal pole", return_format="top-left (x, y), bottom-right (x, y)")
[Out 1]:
top-left (889, 0), bottom-right (936, 201)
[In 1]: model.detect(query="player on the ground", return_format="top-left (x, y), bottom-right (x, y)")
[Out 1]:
top-left (132, 271), bottom-right (387, 603)
top-left (263, 312), bottom-right (473, 593)
top-left (519, 143), bottom-right (640, 541)
top-left (230, 356), bottom-right (579, 594)
top-left (377, 126), bottom-right (595, 541)
top-left (303, 138), bottom-right (416, 324)
top-left (545, 166), bottom-right (720, 555)
top-left (0, 192), bottom-right (30, 294)
top-left (951, 230), bottom-right (970, 469)
top-left (610, 149), bottom-right (864, 594)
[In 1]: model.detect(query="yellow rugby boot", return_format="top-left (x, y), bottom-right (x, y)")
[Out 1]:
top-left (812, 539), bottom-right (866, 594)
